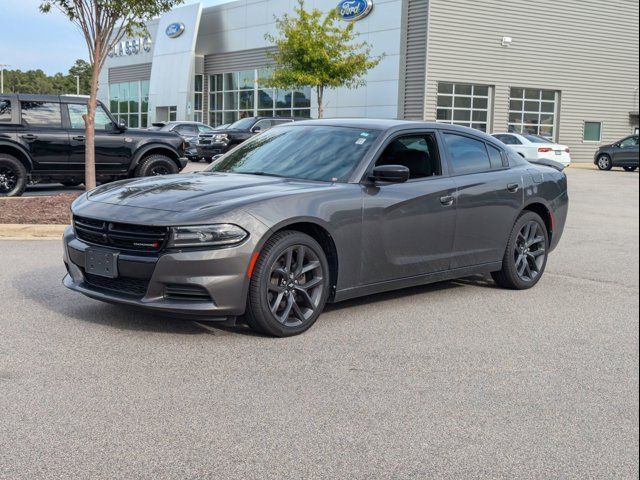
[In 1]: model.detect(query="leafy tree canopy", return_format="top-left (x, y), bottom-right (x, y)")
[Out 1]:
top-left (265, 0), bottom-right (383, 117)
top-left (1, 59), bottom-right (91, 95)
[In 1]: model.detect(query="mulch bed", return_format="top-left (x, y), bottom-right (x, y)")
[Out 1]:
top-left (0, 194), bottom-right (78, 224)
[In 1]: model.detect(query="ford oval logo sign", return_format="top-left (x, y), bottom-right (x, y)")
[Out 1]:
top-left (337, 0), bottom-right (373, 21)
top-left (165, 22), bottom-right (185, 38)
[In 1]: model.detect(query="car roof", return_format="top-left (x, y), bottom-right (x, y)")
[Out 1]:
top-left (0, 94), bottom-right (94, 104)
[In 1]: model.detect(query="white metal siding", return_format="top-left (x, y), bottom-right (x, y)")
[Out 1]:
top-left (399, 0), bottom-right (430, 119)
top-left (424, 0), bottom-right (639, 162)
top-left (108, 63), bottom-right (152, 84)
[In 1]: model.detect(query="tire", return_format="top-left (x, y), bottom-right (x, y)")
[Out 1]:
top-left (0, 154), bottom-right (28, 197)
top-left (61, 180), bottom-right (82, 187)
top-left (491, 211), bottom-right (549, 290)
top-left (596, 154), bottom-right (613, 171)
top-left (134, 154), bottom-right (179, 177)
top-left (623, 166), bottom-right (637, 172)
top-left (245, 231), bottom-right (330, 337)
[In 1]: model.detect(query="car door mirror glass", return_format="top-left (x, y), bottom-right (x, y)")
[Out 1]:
top-left (370, 165), bottom-right (410, 184)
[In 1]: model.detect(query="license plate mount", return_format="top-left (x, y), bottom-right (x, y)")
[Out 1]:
top-left (85, 248), bottom-right (118, 278)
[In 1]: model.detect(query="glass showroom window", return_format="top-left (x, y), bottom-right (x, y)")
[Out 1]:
top-left (508, 88), bottom-right (558, 139)
top-left (108, 80), bottom-right (149, 128)
top-left (193, 75), bottom-right (203, 123)
top-left (436, 82), bottom-right (492, 132)
top-left (208, 69), bottom-right (311, 126)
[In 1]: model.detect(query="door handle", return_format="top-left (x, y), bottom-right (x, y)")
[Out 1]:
top-left (440, 195), bottom-right (454, 206)
top-left (20, 134), bottom-right (38, 141)
top-left (72, 135), bottom-right (86, 141)
top-left (507, 183), bottom-right (520, 193)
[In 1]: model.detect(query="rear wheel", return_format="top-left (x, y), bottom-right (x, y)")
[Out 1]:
top-left (596, 155), bottom-right (613, 170)
top-left (134, 154), bottom-right (179, 177)
top-left (492, 211), bottom-right (549, 290)
top-left (245, 231), bottom-right (330, 337)
top-left (623, 166), bottom-right (637, 172)
top-left (0, 154), bottom-right (28, 197)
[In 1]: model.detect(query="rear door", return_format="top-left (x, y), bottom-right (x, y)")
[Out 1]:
top-left (66, 103), bottom-right (128, 175)
top-left (361, 131), bottom-right (457, 283)
top-left (18, 99), bottom-right (69, 172)
top-left (613, 136), bottom-right (639, 166)
top-left (442, 131), bottom-right (523, 269)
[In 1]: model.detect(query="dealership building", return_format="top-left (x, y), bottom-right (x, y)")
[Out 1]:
top-left (100, 0), bottom-right (639, 162)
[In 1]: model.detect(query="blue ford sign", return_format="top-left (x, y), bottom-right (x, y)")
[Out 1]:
top-left (337, 0), bottom-right (373, 21)
top-left (165, 22), bottom-right (185, 38)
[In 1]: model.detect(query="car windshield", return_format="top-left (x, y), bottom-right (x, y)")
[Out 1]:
top-left (227, 118), bottom-right (256, 130)
top-left (524, 134), bottom-right (553, 143)
top-left (206, 125), bottom-right (381, 182)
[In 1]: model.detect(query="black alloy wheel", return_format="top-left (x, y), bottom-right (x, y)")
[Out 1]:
top-left (492, 211), bottom-right (549, 290)
top-left (513, 220), bottom-right (546, 282)
top-left (0, 154), bottom-right (28, 197)
top-left (245, 231), bottom-right (330, 337)
top-left (596, 155), bottom-right (613, 171)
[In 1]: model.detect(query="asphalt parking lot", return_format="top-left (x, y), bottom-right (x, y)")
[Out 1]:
top-left (1, 167), bottom-right (638, 479)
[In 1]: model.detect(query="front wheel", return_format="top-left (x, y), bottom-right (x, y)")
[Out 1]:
top-left (492, 211), bottom-right (549, 290)
top-left (134, 154), bottom-right (179, 177)
top-left (623, 166), bottom-right (637, 172)
top-left (245, 231), bottom-right (330, 337)
top-left (596, 155), bottom-right (613, 171)
top-left (0, 154), bottom-right (28, 197)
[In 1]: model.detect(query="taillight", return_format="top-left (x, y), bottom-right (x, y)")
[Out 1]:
top-left (538, 147), bottom-right (553, 153)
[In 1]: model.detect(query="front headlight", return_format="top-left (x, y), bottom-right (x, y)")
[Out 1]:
top-left (214, 134), bottom-right (229, 142)
top-left (168, 224), bottom-right (248, 248)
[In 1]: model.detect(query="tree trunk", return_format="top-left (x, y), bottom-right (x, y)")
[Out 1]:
top-left (316, 86), bottom-right (324, 119)
top-left (84, 60), bottom-right (100, 190)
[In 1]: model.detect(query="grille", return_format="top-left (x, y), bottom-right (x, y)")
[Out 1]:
top-left (83, 272), bottom-right (149, 297)
top-left (74, 216), bottom-right (168, 253)
top-left (164, 284), bottom-right (212, 302)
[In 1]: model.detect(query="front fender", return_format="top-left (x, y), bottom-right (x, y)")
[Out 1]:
top-left (0, 140), bottom-right (34, 170)
top-left (128, 143), bottom-right (182, 174)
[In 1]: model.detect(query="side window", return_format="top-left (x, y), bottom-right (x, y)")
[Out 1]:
top-left (495, 134), bottom-right (521, 145)
top-left (620, 136), bottom-right (638, 148)
top-left (20, 101), bottom-right (62, 128)
top-left (375, 134), bottom-right (441, 179)
top-left (487, 144), bottom-right (505, 169)
top-left (67, 104), bottom-right (113, 130)
top-left (253, 120), bottom-right (272, 131)
top-left (175, 124), bottom-right (197, 136)
top-left (274, 119), bottom-right (293, 126)
top-left (0, 99), bottom-right (11, 123)
top-left (443, 133), bottom-right (491, 175)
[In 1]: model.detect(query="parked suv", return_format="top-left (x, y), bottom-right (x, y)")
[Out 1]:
top-left (0, 94), bottom-right (187, 196)
top-left (194, 116), bottom-right (295, 161)
top-left (149, 121), bottom-right (216, 162)
top-left (593, 135), bottom-right (639, 171)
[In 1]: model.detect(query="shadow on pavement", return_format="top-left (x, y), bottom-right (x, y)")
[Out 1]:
top-left (13, 264), bottom-right (497, 336)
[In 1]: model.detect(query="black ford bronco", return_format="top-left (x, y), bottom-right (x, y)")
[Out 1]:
top-left (0, 94), bottom-right (187, 196)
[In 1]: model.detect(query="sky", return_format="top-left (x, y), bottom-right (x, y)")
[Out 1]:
top-left (0, 0), bottom-right (227, 75)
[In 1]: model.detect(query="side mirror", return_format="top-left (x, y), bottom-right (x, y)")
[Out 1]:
top-left (369, 165), bottom-right (410, 184)
top-left (251, 126), bottom-right (262, 133)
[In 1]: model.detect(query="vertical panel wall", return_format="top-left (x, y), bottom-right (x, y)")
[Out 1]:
top-left (424, 0), bottom-right (639, 162)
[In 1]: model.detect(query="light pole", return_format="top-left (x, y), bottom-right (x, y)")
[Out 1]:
top-left (0, 64), bottom-right (10, 94)
top-left (75, 75), bottom-right (80, 95)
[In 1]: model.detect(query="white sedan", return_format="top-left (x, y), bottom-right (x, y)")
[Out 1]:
top-left (492, 132), bottom-right (572, 167)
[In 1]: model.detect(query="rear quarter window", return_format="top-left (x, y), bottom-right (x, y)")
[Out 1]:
top-left (0, 99), bottom-right (11, 123)
top-left (443, 133), bottom-right (492, 175)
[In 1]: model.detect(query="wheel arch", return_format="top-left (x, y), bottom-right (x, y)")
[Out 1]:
top-left (522, 201), bottom-right (554, 242)
top-left (0, 142), bottom-right (33, 171)
top-left (258, 219), bottom-right (340, 301)
top-left (129, 144), bottom-right (181, 175)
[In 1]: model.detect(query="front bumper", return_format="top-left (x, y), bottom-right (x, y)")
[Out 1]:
top-left (178, 157), bottom-right (189, 169)
top-left (62, 226), bottom-right (253, 318)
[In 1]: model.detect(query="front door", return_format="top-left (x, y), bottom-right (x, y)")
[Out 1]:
top-left (66, 103), bottom-right (128, 175)
top-left (612, 135), bottom-right (639, 166)
top-left (18, 100), bottom-right (69, 173)
top-left (361, 132), bottom-right (457, 284)
top-left (441, 131), bottom-right (523, 269)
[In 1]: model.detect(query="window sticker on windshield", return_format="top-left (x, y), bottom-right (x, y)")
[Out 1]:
top-left (360, 132), bottom-right (369, 137)
top-left (355, 138), bottom-right (367, 145)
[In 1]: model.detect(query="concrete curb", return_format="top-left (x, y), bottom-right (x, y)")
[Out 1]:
top-left (0, 224), bottom-right (67, 239)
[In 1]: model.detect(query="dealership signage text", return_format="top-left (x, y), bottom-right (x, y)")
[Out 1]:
top-left (108, 37), bottom-right (153, 58)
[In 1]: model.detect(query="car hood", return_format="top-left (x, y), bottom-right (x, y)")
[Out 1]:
top-left (85, 172), bottom-right (330, 213)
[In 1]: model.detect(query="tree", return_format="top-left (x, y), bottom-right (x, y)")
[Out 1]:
top-left (40, 0), bottom-right (183, 190)
top-left (0, 60), bottom-right (91, 95)
top-left (265, 0), bottom-right (382, 118)
top-left (68, 59), bottom-right (92, 94)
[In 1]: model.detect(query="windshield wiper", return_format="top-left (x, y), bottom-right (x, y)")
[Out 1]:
top-left (233, 171), bottom-right (286, 178)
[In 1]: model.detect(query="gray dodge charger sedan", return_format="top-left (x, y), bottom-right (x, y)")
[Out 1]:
top-left (63, 119), bottom-right (568, 337)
